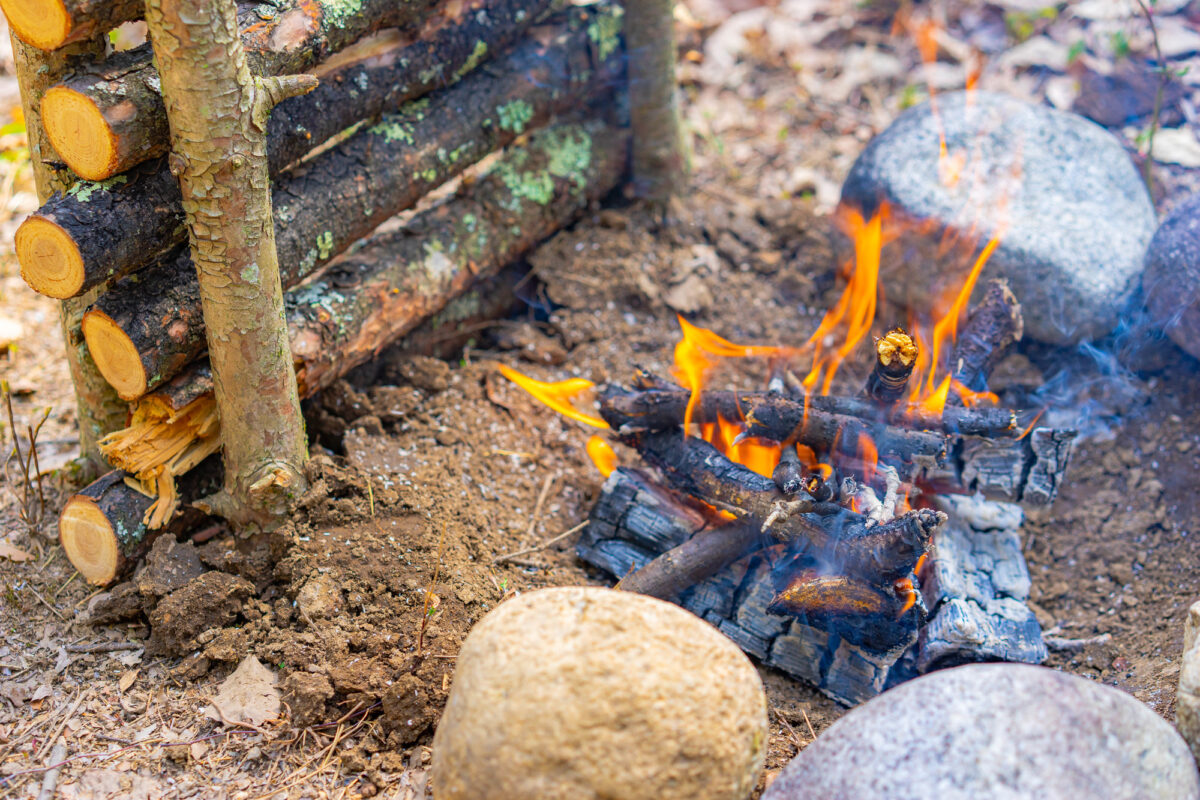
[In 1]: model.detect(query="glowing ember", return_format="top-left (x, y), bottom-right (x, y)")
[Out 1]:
top-left (495, 364), bottom-right (608, 428)
top-left (586, 434), bottom-right (618, 477)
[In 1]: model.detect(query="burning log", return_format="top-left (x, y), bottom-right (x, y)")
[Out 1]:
top-left (0, 0), bottom-right (142, 50)
top-left (950, 278), bottom-right (1023, 395)
top-left (38, 0), bottom-right (440, 179)
top-left (81, 28), bottom-right (623, 399)
top-left (864, 328), bottom-right (918, 406)
top-left (599, 385), bottom-right (949, 466)
top-left (17, 0), bottom-right (563, 298)
top-left (629, 431), bottom-right (943, 583)
top-left (59, 457), bottom-right (221, 586)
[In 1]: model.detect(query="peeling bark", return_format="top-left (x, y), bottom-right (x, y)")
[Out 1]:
top-left (143, 0), bottom-right (313, 529)
top-left (84, 23), bottom-right (624, 397)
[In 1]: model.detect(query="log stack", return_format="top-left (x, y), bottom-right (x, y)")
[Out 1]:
top-left (5, 0), bottom-right (632, 583)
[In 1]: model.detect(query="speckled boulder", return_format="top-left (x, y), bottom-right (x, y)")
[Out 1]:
top-left (1144, 192), bottom-right (1200, 360)
top-left (432, 587), bottom-right (768, 800)
top-left (763, 663), bottom-right (1200, 800)
top-left (842, 91), bottom-right (1155, 345)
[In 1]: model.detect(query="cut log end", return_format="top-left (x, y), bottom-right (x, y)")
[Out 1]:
top-left (81, 309), bottom-right (146, 400)
top-left (15, 214), bottom-right (85, 298)
top-left (59, 495), bottom-right (121, 585)
top-left (42, 86), bottom-right (119, 181)
top-left (0, 0), bottom-right (71, 50)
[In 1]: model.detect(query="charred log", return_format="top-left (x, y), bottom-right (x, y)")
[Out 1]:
top-left (40, 0), bottom-right (442, 179)
top-left (600, 384), bottom-right (950, 465)
top-left (808, 394), bottom-right (1017, 438)
top-left (863, 328), bottom-right (917, 407)
top-left (951, 278), bottom-right (1023, 395)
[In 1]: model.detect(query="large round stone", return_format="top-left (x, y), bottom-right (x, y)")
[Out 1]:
top-left (841, 91), bottom-right (1156, 345)
top-left (432, 587), bottom-right (768, 800)
top-left (1144, 192), bottom-right (1200, 360)
top-left (763, 663), bottom-right (1199, 800)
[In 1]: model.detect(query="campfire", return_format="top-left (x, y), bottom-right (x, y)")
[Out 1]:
top-left (500, 202), bottom-right (1075, 703)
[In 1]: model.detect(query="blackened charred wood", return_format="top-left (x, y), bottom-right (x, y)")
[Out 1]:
top-left (619, 517), bottom-right (768, 600)
top-left (864, 328), bottom-right (918, 407)
top-left (41, 0), bottom-right (442, 179)
top-left (808, 394), bottom-right (1017, 438)
top-left (923, 427), bottom-right (1075, 506)
top-left (773, 444), bottom-right (804, 495)
top-left (21, 0), bottom-right (567, 298)
top-left (600, 385), bottom-right (949, 466)
top-left (85, 29), bottom-right (623, 398)
top-left (951, 279), bottom-right (1023, 394)
top-left (632, 431), bottom-right (942, 581)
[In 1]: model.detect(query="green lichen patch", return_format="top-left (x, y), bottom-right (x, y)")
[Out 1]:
top-left (368, 117), bottom-right (415, 145)
top-left (455, 40), bottom-right (489, 80)
top-left (66, 174), bottom-right (128, 203)
top-left (319, 0), bottom-right (366, 30)
top-left (497, 100), bottom-right (534, 134)
top-left (587, 5), bottom-right (624, 62)
top-left (316, 231), bottom-right (334, 261)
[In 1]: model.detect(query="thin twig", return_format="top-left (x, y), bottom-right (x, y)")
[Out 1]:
top-left (1135, 0), bottom-right (1167, 197)
top-left (525, 474), bottom-right (555, 538)
top-left (417, 522), bottom-right (447, 657)
top-left (491, 520), bottom-right (589, 565)
top-left (34, 741), bottom-right (66, 800)
top-left (34, 690), bottom-right (89, 762)
top-left (64, 641), bottom-right (143, 654)
top-left (26, 584), bottom-right (67, 623)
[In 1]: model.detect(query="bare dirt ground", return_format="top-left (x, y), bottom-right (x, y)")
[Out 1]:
top-left (3, 1), bottom-right (1200, 798)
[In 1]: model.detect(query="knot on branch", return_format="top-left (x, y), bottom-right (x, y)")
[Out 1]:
top-left (252, 74), bottom-right (319, 131)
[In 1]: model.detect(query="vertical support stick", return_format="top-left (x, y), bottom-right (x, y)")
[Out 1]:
top-left (143, 0), bottom-right (314, 529)
top-left (625, 0), bottom-right (686, 204)
top-left (10, 33), bottom-right (126, 476)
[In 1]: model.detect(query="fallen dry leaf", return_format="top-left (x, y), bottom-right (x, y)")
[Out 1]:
top-left (0, 538), bottom-right (31, 562)
top-left (205, 655), bottom-right (280, 728)
top-left (118, 669), bottom-right (138, 694)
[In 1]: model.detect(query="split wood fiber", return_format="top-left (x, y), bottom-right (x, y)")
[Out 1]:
top-left (69, 117), bottom-right (629, 567)
top-left (142, 0), bottom-right (314, 528)
top-left (81, 15), bottom-right (625, 399)
top-left (10, 31), bottom-right (125, 471)
top-left (40, 0), bottom-right (441, 179)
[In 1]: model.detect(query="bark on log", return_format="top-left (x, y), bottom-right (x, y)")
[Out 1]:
top-left (0, 0), bottom-right (140, 50)
top-left (20, 0), bottom-right (564, 299)
top-left (82, 22), bottom-right (624, 397)
top-left (951, 278), bottom-right (1023, 395)
top-left (59, 459), bottom-right (221, 586)
top-left (40, 0), bottom-right (445, 179)
top-left (91, 118), bottom-right (629, 509)
top-left (144, 0), bottom-right (314, 528)
top-left (808, 394), bottom-right (1017, 438)
top-left (623, 0), bottom-right (685, 201)
top-left (10, 32), bottom-right (126, 473)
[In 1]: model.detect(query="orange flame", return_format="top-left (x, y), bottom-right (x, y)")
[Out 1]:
top-left (704, 415), bottom-right (781, 479)
top-left (496, 364), bottom-right (609, 428)
top-left (857, 432), bottom-right (878, 485)
top-left (925, 234), bottom-right (1001, 394)
top-left (586, 435), bottom-right (618, 477)
top-left (951, 379), bottom-right (999, 408)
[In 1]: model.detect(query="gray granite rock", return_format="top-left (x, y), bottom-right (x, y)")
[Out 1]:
top-left (1143, 192), bottom-right (1200, 360)
top-left (842, 91), bottom-right (1155, 345)
top-left (763, 663), bottom-right (1200, 800)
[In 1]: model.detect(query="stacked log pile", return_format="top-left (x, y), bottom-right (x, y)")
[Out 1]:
top-left (5, 0), bottom-right (631, 583)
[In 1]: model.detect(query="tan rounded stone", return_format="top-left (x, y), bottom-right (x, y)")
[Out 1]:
top-left (432, 587), bottom-right (768, 800)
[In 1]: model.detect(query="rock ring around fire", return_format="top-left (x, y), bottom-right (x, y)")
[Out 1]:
top-left (431, 586), bottom-right (768, 800)
top-left (841, 90), bottom-right (1155, 346)
top-left (1144, 191), bottom-right (1200, 361)
top-left (763, 662), bottom-right (1200, 800)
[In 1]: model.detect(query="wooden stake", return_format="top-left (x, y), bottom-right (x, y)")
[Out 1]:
top-left (10, 32), bottom-right (126, 473)
top-left (143, 0), bottom-right (314, 529)
top-left (624, 0), bottom-right (686, 203)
